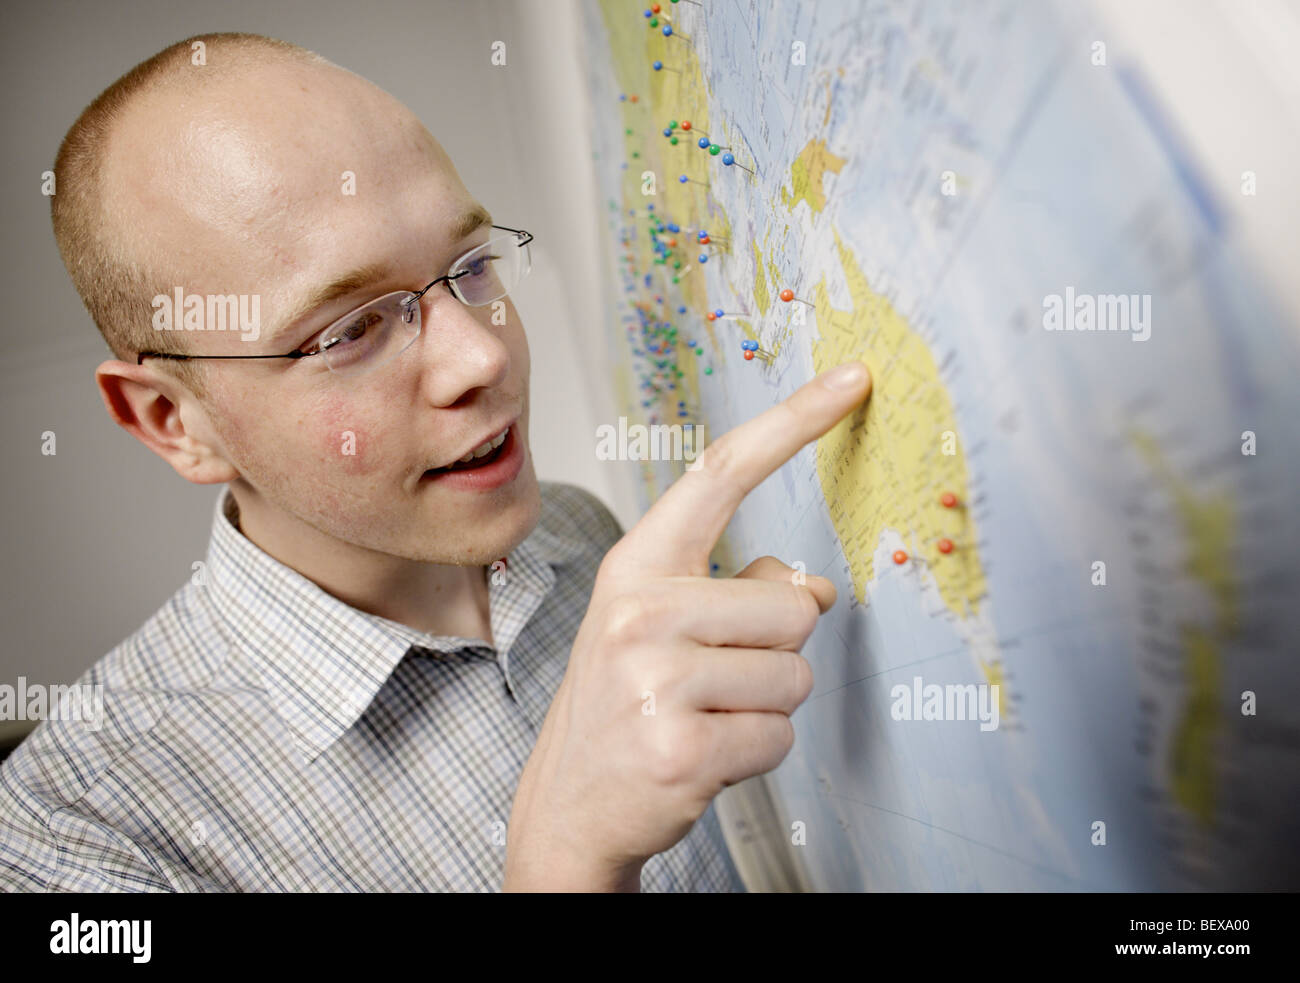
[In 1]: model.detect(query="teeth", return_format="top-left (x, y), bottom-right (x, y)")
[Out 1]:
top-left (440, 428), bottom-right (509, 470)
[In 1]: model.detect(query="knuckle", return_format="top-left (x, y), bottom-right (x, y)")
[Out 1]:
top-left (749, 555), bottom-right (787, 577)
top-left (600, 592), bottom-right (657, 645)
top-left (646, 721), bottom-right (703, 787)
top-left (789, 584), bottom-right (820, 639)
top-left (772, 715), bottom-right (796, 757)
top-left (789, 653), bottom-right (814, 704)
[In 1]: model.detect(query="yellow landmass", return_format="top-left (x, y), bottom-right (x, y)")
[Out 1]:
top-left (781, 139), bottom-right (846, 214)
top-left (1131, 430), bottom-right (1238, 824)
top-left (752, 240), bottom-right (771, 317)
top-left (600, 0), bottom-right (730, 433)
top-left (810, 229), bottom-right (987, 624)
top-left (1169, 627), bottom-right (1220, 823)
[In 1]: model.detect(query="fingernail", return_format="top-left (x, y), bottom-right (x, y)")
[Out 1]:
top-left (820, 360), bottom-right (868, 391)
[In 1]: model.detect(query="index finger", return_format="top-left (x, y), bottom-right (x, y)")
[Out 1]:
top-left (618, 359), bottom-right (871, 576)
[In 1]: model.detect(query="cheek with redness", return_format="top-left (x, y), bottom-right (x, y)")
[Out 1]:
top-left (317, 396), bottom-right (377, 477)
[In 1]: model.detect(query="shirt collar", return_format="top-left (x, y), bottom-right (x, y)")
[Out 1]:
top-left (203, 488), bottom-right (578, 763)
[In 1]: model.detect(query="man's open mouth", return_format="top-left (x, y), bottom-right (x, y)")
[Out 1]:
top-left (426, 427), bottom-right (510, 475)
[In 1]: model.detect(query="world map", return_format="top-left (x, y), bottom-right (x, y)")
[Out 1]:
top-left (583, 0), bottom-right (1300, 890)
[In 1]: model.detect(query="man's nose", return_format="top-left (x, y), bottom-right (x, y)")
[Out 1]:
top-left (415, 291), bottom-right (510, 406)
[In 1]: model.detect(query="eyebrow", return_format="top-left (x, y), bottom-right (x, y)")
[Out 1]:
top-left (269, 205), bottom-right (494, 342)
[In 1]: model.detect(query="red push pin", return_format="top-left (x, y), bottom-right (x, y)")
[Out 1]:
top-left (937, 538), bottom-right (954, 555)
top-left (779, 288), bottom-right (813, 308)
top-left (940, 491), bottom-right (960, 508)
top-left (892, 550), bottom-right (908, 565)
top-left (629, 94), bottom-right (639, 103)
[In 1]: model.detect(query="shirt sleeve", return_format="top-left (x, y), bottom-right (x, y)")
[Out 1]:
top-left (0, 753), bottom-right (200, 893)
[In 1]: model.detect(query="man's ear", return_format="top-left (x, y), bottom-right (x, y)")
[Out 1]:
top-left (95, 359), bottom-right (240, 485)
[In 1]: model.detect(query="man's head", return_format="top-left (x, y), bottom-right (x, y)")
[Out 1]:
top-left (52, 32), bottom-right (540, 568)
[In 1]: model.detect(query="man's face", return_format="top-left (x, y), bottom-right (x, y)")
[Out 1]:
top-left (108, 57), bottom-right (540, 564)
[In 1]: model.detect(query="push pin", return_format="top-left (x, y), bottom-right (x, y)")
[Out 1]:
top-left (678, 174), bottom-right (708, 186)
top-left (779, 288), bottom-right (814, 308)
top-left (720, 152), bottom-right (755, 175)
top-left (940, 491), bottom-right (961, 508)
top-left (662, 24), bottom-right (692, 42)
top-left (936, 538), bottom-right (955, 555)
top-left (740, 339), bottom-right (775, 361)
top-left (653, 61), bottom-right (682, 74)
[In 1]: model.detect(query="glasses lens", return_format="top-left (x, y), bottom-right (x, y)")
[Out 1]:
top-left (317, 291), bottom-right (420, 375)
top-left (450, 232), bottom-right (530, 306)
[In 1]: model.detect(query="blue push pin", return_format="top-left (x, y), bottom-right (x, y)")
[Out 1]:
top-left (678, 174), bottom-right (707, 186)
top-left (663, 24), bottom-right (692, 41)
top-left (721, 152), bottom-right (756, 176)
top-left (652, 60), bottom-right (681, 74)
top-left (712, 307), bottom-right (750, 319)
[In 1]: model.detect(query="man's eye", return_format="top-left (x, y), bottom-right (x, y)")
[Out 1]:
top-left (320, 311), bottom-right (383, 351)
top-left (464, 254), bottom-right (501, 277)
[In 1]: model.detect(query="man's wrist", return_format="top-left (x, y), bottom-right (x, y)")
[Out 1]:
top-left (503, 849), bottom-right (644, 892)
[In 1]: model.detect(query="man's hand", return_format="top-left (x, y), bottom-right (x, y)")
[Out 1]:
top-left (503, 360), bottom-right (872, 891)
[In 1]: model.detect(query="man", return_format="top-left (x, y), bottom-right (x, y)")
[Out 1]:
top-left (0, 32), bottom-right (871, 892)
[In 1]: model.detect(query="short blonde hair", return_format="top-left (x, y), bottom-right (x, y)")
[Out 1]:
top-left (50, 32), bottom-right (325, 392)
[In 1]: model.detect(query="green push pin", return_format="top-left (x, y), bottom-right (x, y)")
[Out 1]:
top-left (670, 137), bottom-right (678, 145)
top-left (625, 128), bottom-right (633, 136)
top-left (704, 367), bottom-right (713, 375)
top-left (672, 276), bottom-right (680, 283)
top-left (669, 121), bottom-right (678, 130)
top-left (709, 145), bottom-right (720, 156)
